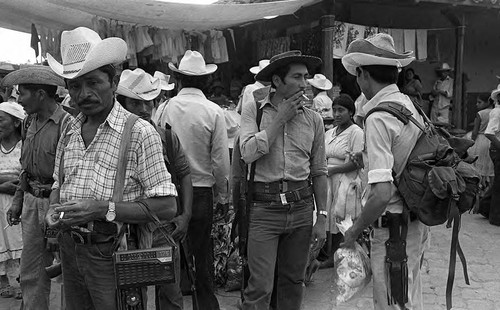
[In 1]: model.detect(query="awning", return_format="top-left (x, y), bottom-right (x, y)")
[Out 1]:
top-left (0, 0), bottom-right (320, 33)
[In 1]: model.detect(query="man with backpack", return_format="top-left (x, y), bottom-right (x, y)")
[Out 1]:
top-left (2, 65), bottom-right (71, 309)
top-left (116, 68), bottom-right (193, 309)
top-left (341, 33), bottom-right (429, 310)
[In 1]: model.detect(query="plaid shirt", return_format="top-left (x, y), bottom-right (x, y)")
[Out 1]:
top-left (52, 102), bottom-right (177, 203)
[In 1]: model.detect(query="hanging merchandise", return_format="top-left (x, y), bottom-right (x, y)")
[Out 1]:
top-left (389, 29), bottom-right (404, 53)
top-left (416, 29), bottom-right (428, 60)
top-left (257, 37), bottom-right (290, 60)
top-left (135, 26), bottom-right (154, 53)
top-left (122, 25), bottom-right (138, 68)
top-left (404, 29), bottom-right (416, 54)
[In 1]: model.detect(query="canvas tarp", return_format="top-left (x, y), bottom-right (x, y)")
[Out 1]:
top-left (0, 0), bottom-right (320, 33)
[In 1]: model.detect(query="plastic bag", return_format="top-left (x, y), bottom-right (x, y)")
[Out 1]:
top-left (332, 216), bottom-right (372, 304)
top-left (224, 247), bottom-right (243, 292)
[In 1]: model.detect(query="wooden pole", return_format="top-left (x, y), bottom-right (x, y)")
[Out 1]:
top-left (321, 14), bottom-right (335, 99)
top-left (453, 17), bottom-right (465, 129)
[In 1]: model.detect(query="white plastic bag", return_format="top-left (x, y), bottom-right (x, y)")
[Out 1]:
top-left (332, 216), bottom-right (372, 304)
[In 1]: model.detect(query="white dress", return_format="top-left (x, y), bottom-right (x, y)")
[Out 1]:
top-left (325, 124), bottom-right (364, 233)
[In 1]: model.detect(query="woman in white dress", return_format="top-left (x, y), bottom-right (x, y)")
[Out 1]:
top-left (0, 101), bottom-right (25, 299)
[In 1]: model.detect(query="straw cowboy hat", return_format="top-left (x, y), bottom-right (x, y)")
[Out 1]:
top-left (342, 33), bottom-right (415, 76)
top-left (436, 63), bottom-right (453, 72)
top-left (249, 59), bottom-right (270, 75)
top-left (153, 71), bottom-right (175, 91)
top-left (490, 85), bottom-right (500, 101)
top-left (47, 27), bottom-right (127, 79)
top-left (0, 101), bottom-right (26, 120)
top-left (117, 68), bottom-right (161, 101)
top-left (307, 74), bottom-right (333, 91)
top-left (1, 65), bottom-right (65, 87)
top-left (255, 50), bottom-right (322, 82)
top-left (168, 50), bottom-right (217, 76)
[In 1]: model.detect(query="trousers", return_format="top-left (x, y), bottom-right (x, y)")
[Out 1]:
top-left (19, 192), bottom-right (53, 310)
top-left (242, 197), bottom-right (313, 310)
top-left (488, 149), bottom-right (500, 225)
top-left (153, 235), bottom-right (183, 310)
top-left (370, 219), bottom-right (430, 310)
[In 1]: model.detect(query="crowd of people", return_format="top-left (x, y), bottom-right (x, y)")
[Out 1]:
top-left (0, 25), bottom-right (497, 310)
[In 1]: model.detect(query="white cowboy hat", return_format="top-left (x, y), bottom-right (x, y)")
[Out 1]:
top-left (117, 68), bottom-right (161, 101)
top-left (342, 33), bottom-right (415, 76)
top-left (249, 59), bottom-right (270, 75)
top-left (1, 66), bottom-right (65, 87)
top-left (0, 101), bottom-right (26, 120)
top-left (168, 50), bottom-right (217, 76)
top-left (436, 63), bottom-right (453, 72)
top-left (47, 27), bottom-right (127, 80)
top-left (255, 51), bottom-right (322, 82)
top-left (307, 74), bottom-right (333, 91)
top-left (153, 71), bottom-right (175, 91)
top-left (491, 85), bottom-right (500, 101)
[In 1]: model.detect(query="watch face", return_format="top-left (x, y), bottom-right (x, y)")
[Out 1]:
top-left (106, 211), bottom-right (116, 222)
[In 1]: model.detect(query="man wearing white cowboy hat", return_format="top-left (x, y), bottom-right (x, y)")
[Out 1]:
top-left (236, 59), bottom-right (271, 114)
top-left (239, 50), bottom-right (327, 310)
top-left (116, 68), bottom-right (193, 310)
top-left (340, 33), bottom-right (428, 310)
top-left (1, 65), bottom-right (71, 309)
top-left (44, 27), bottom-right (178, 310)
top-left (160, 50), bottom-right (229, 310)
top-left (430, 62), bottom-right (454, 124)
top-left (151, 71), bottom-right (176, 125)
top-left (307, 73), bottom-right (334, 120)
top-left (483, 86), bottom-right (500, 226)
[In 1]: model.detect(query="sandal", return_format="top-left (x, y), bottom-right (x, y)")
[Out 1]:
top-left (0, 285), bottom-right (13, 298)
top-left (13, 287), bottom-right (22, 299)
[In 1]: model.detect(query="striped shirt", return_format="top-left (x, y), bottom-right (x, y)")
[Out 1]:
top-left (52, 102), bottom-right (177, 203)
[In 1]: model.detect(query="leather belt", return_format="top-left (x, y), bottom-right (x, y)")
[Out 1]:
top-left (253, 186), bottom-right (313, 205)
top-left (253, 180), bottom-right (310, 193)
top-left (27, 186), bottom-right (51, 198)
top-left (67, 221), bottom-right (118, 245)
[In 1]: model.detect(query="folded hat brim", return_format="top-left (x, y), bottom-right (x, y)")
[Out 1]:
top-left (491, 89), bottom-right (500, 100)
top-left (48, 38), bottom-right (127, 80)
top-left (255, 55), bottom-right (322, 82)
top-left (116, 85), bottom-right (161, 101)
top-left (160, 83), bottom-right (175, 91)
top-left (307, 79), bottom-right (333, 91)
top-left (1, 66), bottom-right (65, 87)
top-left (342, 53), bottom-right (415, 76)
top-left (249, 66), bottom-right (260, 75)
top-left (168, 62), bottom-right (217, 76)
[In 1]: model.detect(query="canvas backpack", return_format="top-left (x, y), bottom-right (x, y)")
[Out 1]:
top-left (365, 100), bottom-right (480, 310)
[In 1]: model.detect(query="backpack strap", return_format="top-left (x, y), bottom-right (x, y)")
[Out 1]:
top-left (365, 101), bottom-right (426, 132)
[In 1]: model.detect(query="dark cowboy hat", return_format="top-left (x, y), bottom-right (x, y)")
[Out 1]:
top-left (1, 65), bottom-right (65, 87)
top-left (255, 50), bottom-right (322, 82)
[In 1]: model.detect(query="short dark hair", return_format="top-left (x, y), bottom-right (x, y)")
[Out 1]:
top-left (360, 65), bottom-right (399, 85)
top-left (176, 73), bottom-right (209, 91)
top-left (332, 93), bottom-right (356, 116)
top-left (271, 64), bottom-right (293, 89)
top-left (19, 84), bottom-right (57, 99)
top-left (116, 95), bottom-right (127, 106)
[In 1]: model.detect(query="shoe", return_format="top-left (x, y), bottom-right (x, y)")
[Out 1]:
top-left (13, 287), bottom-right (22, 300)
top-left (304, 259), bottom-right (320, 285)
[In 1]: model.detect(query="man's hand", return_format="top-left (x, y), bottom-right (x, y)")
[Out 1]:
top-left (0, 180), bottom-right (18, 195)
top-left (170, 214), bottom-right (190, 242)
top-left (311, 216), bottom-right (326, 245)
top-left (214, 202), bottom-right (229, 222)
top-left (6, 203), bottom-right (22, 226)
top-left (339, 228), bottom-right (357, 250)
top-left (54, 200), bottom-right (107, 226)
top-left (276, 91), bottom-right (306, 125)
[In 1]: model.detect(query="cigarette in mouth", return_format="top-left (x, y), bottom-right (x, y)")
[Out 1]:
top-left (301, 94), bottom-right (309, 100)
top-left (59, 211), bottom-right (65, 220)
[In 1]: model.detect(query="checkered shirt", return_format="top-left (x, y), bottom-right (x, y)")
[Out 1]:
top-left (52, 102), bottom-right (177, 203)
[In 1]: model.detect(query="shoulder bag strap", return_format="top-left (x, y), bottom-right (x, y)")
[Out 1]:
top-left (247, 101), bottom-right (263, 194)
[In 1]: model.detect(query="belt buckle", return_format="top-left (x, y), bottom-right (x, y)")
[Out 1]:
top-left (33, 188), bottom-right (40, 197)
top-left (279, 193), bottom-right (288, 205)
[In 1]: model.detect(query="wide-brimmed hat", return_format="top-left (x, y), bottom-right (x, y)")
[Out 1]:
top-left (1, 66), bottom-right (65, 87)
top-left (0, 101), bottom-right (26, 120)
top-left (342, 33), bottom-right (415, 76)
top-left (168, 50), bottom-right (217, 76)
top-left (47, 27), bottom-right (127, 80)
top-left (491, 85), bottom-right (500, 101)
top-left (307, 74), bottom-right (332, 91)
top-left (117, 68), bottom-right (161, 101)
top-left (255, 51), bottom-right (322, 82)
top-left (436, 63), bottom-right (453, 72)
top-left (153, 71), bottom-right (175, 91)
top-left (250, 59), bottom-right (270, 75)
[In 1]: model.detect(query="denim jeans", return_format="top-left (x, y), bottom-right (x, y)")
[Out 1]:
top-left (242, 197), bottom-right (313, 310)
top-left (58, 232), bottom-right (117, 310)
top-left (370, 220), bottom-right (430, 310)
top-left (19, 193), bottom-right (53, 310)
top-left (188, 187), bottom-right (219, 310)
top-left (489, 149), bottom-right (500, 225)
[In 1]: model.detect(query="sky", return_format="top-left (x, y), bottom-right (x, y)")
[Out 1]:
top-left (0, 28), bottom-right (37, 65)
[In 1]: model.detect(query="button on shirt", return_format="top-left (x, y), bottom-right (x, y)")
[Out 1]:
top-left (160, 88), bottom-right (230, 204)
top-left (485, 105), bottom-right (500, 140)
top-left (52, 102), bottom-right (177, 203)
top-left (362, 84), bottom-right (424, 213)
top-left (240, 92), bottom-right (327, 182)
top-left (21, 105), bottom-right (71, 183)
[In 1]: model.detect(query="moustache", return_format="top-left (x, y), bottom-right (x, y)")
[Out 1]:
top-left (77, 99), bottom-right (99, 106)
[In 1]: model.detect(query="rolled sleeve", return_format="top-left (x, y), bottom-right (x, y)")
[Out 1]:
top-left (138, 125), bottom-right (178, 198)
top-left (309, 114), bottom-right (327, 178)
top-left (365, 113), bottom-right (398, 185)
top-left (240, 94), bottom-right (270, 164)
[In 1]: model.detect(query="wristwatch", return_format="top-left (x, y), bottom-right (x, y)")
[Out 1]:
top-left (105, 201), bottom-right (116, 222)
top-left (317, 210), bottom-right (328, 217)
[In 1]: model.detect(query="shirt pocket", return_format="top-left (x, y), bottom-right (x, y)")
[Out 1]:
top-left (92, 157), bottom-right (117, 198)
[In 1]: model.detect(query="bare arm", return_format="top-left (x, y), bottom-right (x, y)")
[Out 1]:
top-left (485, 134), bottom-right (500, 150)
top-left (471, 114), bottom-right (481, 141)
top-left (328, 161), bottom-right (358, 176)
